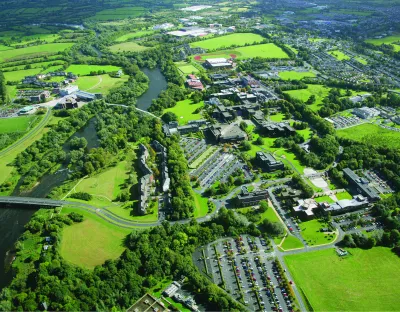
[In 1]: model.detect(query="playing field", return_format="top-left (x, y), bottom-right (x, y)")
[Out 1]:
top-left (0, 116), bottom-right (37, 134)
top-left (284, 84), bottom-right (330, 111)
top-left (337, 123), bottom-right (400, 149)
top-left (66, 64), bottom-right (121, 76)
top-left (174, 61), bottom-right (200, 75)
top-left (60, 207), bottom-right (131, 269)
top-left (164, 99), bottom-right (204, 125)
top-left (0, 43), bottom-right (74, 62)
top-left (115, 30), bottom-right (155, 42)
top-left (109, 41), bottom-right (150, 53)
top-left (74, 74), bottom-right (129, 94)
top-left (279, 71), bottom-right (316, 80)
top-left (190, 33), bottom-right (264, 50)
top-left (328, 50), bottom-right (350, 61)
top-left (285, 247), bottom-right (400, 311)
top-left (193, 43), bottom-right (289, 61)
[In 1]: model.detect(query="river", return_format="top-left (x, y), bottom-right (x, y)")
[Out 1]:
top-left (0, 68), bottom-right (167, 290)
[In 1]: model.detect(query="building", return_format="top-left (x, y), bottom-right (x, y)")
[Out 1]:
top-left (343, 168), bottom-right (380, 201)
top-left (60, 85), bottom-right (79, 96)
top-left (292, 198), bottom-right (319, 220)
top-left (236, 187), bottom-right (269, 207)
top-left (255, 152), bottom-right (284, 172)
top-left (163, 281), bottom-right (181, 297)
top-left (186, 75), bottom-right (204, 91)
top-left (178, 124), bottom-right (200, 134)
top-left (349, 94), bottom-right (371, 104)
top-left (138, 144), bottom-right (154, 215)
top-left (209, 124), bottom-right (247, 143)
top-left (126, 293), bottom-right (167, 312)
top-left (152, 140), bottom-right (170, 192)
top-left (260, 122), bottom-right (295, 137)
top-left (323, 195), bottom-right (369, 215)
top-left (352, 107), bottom-right (380, 119)
top-left (17, 106), bottom-right (36, 115)
top-left (204, 58), bottom-right (233, 69)
top-left (75, 90), bottom-right (98, 101)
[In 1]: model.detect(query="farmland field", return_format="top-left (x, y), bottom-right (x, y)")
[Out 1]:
top-left (164, 99), bottom-right (204, 125)
top-left (190, 33), bottom-right (264, 50)
top-left (279, 71), bottom-right (316, 80)
top-left (88, 7), bottom-right (146, 21)
top-left (109, 42), bottom-right (150, 53)
top-left (115, 30), bottom-right (155, 42)
top-left (284, 248), bottom-right (400, 311)
top-left (337, 124), bottom-right (400, 149)
top-left (60, 207), bottom-right (131, 269)
top-left (0, 45), bottom-right (14, 51)
top-left (0, 116), bottom-right (38, 134)
top-left (0, 43), bottom-right (74, 62)
top-left (3, 68), bottom-right (43, 82)
top-left (66, 64), bottom-right (121, 76)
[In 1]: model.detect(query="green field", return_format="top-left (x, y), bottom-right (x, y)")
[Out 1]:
top-left (10, 33), bottom-right (60, 46)
top-left (328, 50), bottom-right (350, 61)
top-left (88, 7), bottom-right (146, 21)
top-left (74, 74), bottom-right (129, 94)
top-left (279, 71), bottom-right (316, 80)
top-left (337, 123), bottom-right (400, 149)
top-left (0, 116), bottom-right (37, 134)
top-left (285, 248), bottom-right (400, 311)
top-left (336, 191), bottom-right (353, 200)
top-left (164, 99), bottom-right (204, 125)
top-left (284, 84), bottom-right (331, 111)
top-left (193, 43), bottom-right (289, 61)
top-left (355, 56), bottom-right (368, 65)
top-left (60, 207), bottom-right (131, 269)
top-left (193, 192), bottom-right (209, 218)
top-left (66, 64), bottom-right (121, 76)
top-left (190, 33), bottom-right (264, 50)
top-left (299, 219), bottom-right (336, 246)
top-left (366, 35), bottom-right (400, 52)
top-left (3, 68), bottom-right (43, 82)
top-left (0, 43), bottom-right (74, 62)
top-left (280, 235), bottom-right (304, 250)
top-left (174, 61), bottom-right (200, 75)
top-left (109, 42), bottom-right (150, 53)
top-left (0, 44), bottom-right (14, 51)
top-left (314, 195), bottom-right (335, 204)
top-left (115, 30), bottom-right (155, 42)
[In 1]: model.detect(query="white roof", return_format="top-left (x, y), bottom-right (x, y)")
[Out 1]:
top-left (206, 58), bottom-right (228, 64)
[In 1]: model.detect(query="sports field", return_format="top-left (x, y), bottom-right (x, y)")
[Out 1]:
top-left (164, 99), bottom-right (204, 125)
top-left (174, 61), bottom-right (200, 75)
top-left (109, 42), bottom-right (150, 53)
top-left (190, 33), bottom-right (264, 50)
top-left (193, 43), bottom-right (289, 61)
top-left (285, 247), bottom-right (400, 311)
top-left (74, 74), bottom-right (129, 94)
top-left (328, 50), bottom-right (350, 61)
top-left (115, 30), bottom-right (155, 42)
top-left (60, 207), bottom-right (131, 269)
top-left (279, 71), bottom-right (316, 80)
top-left (0, 116), bottom-right (37, 134)
top-left (66, 64), bottom-right (121, 76)
top-left (284, 84), bottom-right (330, 111)
top-left (337, 123), bottom-right (400, 149)
top-left (0, 43), bottom-right (74, 62)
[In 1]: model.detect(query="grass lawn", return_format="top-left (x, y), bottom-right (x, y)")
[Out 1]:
top-left (74, 160), bottom-right (129, 202)
top-left (284, 247), bottom-right (400, 311)
top-left (0, 115), bottom-right (38, 133)
top-left (193, 192), bottom-right (209, 218)
top-left (60, 207), bottom-right (131, 269)
top-left (366, 35), bottom-right (400, 52)
top-left (0, 43), bottom-right (74, 62)
top-left (280, 235), bottom-right (304, 250)
top-left (174, 61), bottom-right (199, 75)
top-left (115, 30), bottom-right (155, 42)
top-left (284, 84), bottom-right (330, 111)
top-left (0, 44), bottom-right (14, 51)
top-left (164, 99), bottom-right (203, 125)
top-left (190, 33), bottom-right (264, 50)
top-left (314, 195), bottom-right (335, 204)
top-left (336, 191), bottom-right (353, 200)
top-left (74, 74), bottom-right (129, 94)
top-left (299, 219), bottom-right (336, 246)
top-left (269, 113), bottom-right (286, 122)
top-left (109, 42), bottom-right (150, 53)
top-left (355, 56), bottom-right (368, 65)
top-left (337, 123), bottom-right (400, 149)
top-left (66, 64), bottom-right (121, 76)
top-left (275, 149), bottom-right (305, 174)
top-left (3, 68), bottom-right (43, 82)
top-left (279, 71), bottom-right (316, 80)
top-left (328, 50), bottom-right (350, 61)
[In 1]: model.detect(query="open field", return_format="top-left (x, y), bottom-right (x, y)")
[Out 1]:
top-left (284, 84), bottom-right (330, 111)
top-left (115, 30), bottom-right (155, 42)
top-left (190, 33), bottom-right (264, 50)
top-left (60, 207), bottom-right (131, 269)
top-left (366, 35), bottom-right (400, 51)
top-left (9, 33), bottom-right (60, 46)
top-left (0, 116), bottom-right (38, 134)
top-left (0, 45), bottom-right (14, 51)
top-left (174, 61), bottom-right (200, 75)
top-left (0, 43), bottom-right (74, 63)
top-left (193, 43), bottom-right (289, 61)
top-left (109, 42), bottom-right (150, 53)
top-left (279, 71), bottom-right (316, 80)
top-left (3, 68), bottom-right (43, 82)
top-left (66, 64), bottom-right (121, 76)
top-left (193, 192), bottom-right (209, 218)
top-left (328, 50), bottom-right (350, 61)
top-left (337, 123), bottom-right (400, 149)
top-left (74, 74), bottom-right (129, 94)
top-left (88, 7), bottom-right (146, 21)
top-left (164, 99), bottom-right (204, 125)
top-left (280, 235), bottom-right (304, 250)
top-left (299, 219), bottom-right (336, 246)
top-left (284, 247), bottom-right (400, 311)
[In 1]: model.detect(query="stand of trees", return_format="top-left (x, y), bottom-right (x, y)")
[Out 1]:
top-left (0, 70), bottom-right (7, 104)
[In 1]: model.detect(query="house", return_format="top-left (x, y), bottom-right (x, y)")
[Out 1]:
top-left (208, 124), bottom-right (247, 143)
top-left (255, 152), bottom-right (284, 172)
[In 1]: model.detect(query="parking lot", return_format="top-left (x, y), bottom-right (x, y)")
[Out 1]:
top-left (326, 115), bottom-right (364, 129)
top-left (363, 170), bottom-right (393, 194)
top-left (190, 149), bottom-right (251, 189)
top-left (180, 138), bottom-right (209, 164)
top-left (203, 236), bottom-right (295, 312)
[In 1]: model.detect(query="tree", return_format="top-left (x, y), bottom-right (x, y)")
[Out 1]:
top-left (0, 71), bottom-right (7, 104)
top-left (161, 111), bottom-right (178, 123)
top-left (191, 91), bottom-right (203, 103)
top-left (240, 141), bottom-right (251, 151)
top-left (261, 219), bottom-right (284, 236)
top-left (306, 94), bottom-right (316, 104)
top-left (255, 136), bottom-right (263, 145)
top-left (259, 200), bottom-right (268, 213)
top-left (69, 137), bottom-right (87, 150)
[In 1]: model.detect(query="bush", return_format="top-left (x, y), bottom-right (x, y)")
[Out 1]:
top-left (69, 192), bottom-right (92, 201)
top-left (68, 212), bottom-right (84, 222)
